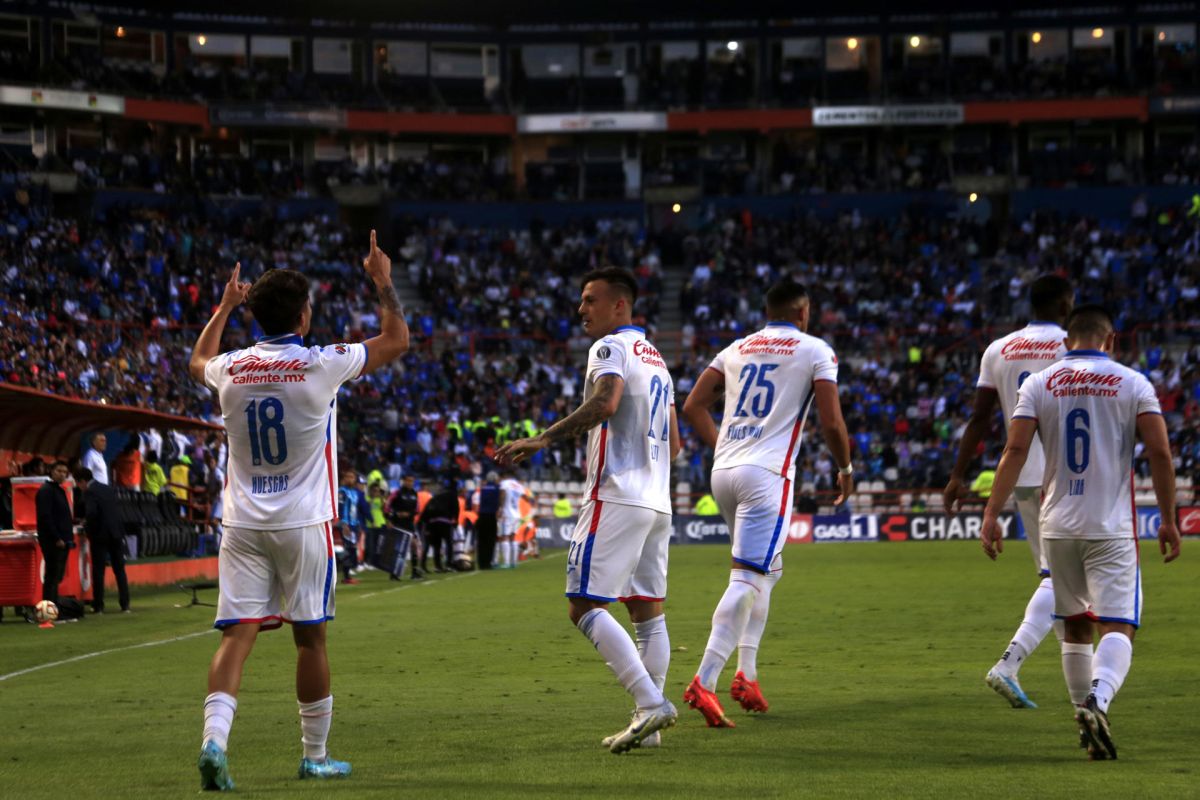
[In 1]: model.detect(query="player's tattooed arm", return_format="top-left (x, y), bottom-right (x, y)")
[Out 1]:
top-left (539, 375), bottom-right (621, 445)
top-left (376, 281), bottom-right (404, 318)
top-left (497, 375), bottom-right (623, 465)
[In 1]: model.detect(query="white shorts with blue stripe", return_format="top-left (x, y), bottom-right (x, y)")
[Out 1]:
top-left (214, 522), bottom-right (337, 630)
top-left (1044, 537), bottom-right (1141, 627)
top-left (564, 498), bottom-right (670, 603)
top-left (711, 464), bottom-right (793, 573)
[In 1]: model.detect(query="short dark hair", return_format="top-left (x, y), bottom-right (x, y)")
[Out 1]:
top-left (1029, 274), bottom-right (1072, 317)
top-left (1066, 304), bottom-right (1115, 340)
top-left (581, 267), bottom-right (638, 305)
top-left (247, 268), bottom-right (310, 335)
top-left (50, 460), bottom-right (69, 472)
top-left (75, 467), bottom-right (94, 482)
top-left (765, 280), bottom-right (808, 316)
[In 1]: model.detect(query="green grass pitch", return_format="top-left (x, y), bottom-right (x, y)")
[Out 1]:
top-left (1, 541), bottom-right (1197, 799)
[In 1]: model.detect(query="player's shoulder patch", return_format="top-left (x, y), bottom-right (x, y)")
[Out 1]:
top-left (333, 343), bottom-right (349, 355)
top-left (595, 337), bottom-right (620, 360)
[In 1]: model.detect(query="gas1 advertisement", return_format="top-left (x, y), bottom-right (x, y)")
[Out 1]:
top-left (533, 507), bottom-right (1179, 547)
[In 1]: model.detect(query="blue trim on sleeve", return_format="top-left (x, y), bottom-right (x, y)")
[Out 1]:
top-left (594, 371), bottom-right (623, 379)
top-left (1011, 415), bottom-right (1038, 420)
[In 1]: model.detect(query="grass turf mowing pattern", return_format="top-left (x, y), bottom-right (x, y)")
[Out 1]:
top-left (0, 542), bottom-right (1196, 799)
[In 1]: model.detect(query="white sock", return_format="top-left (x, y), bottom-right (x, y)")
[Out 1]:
top-left (737, 566), bottom-right (779, 682)
top-left (697, 571), bottom-right (762, 690)
top-left (578, 608), bottom-right (662, 709)
top-left (1061, 642), bottom-right (1094, 705)
top-left (994, 577), bottom-right (1056, 677)
top-left (298, 695), bottom-right (333, 761)
top-left (634, 615), bottom-right (670, 692)
top-left (202, 692), bottom-right (237, 751)
top-left (502, 540), bottom-right (513, 565)
top-left (1092, 632), bottom-right (1133, 713)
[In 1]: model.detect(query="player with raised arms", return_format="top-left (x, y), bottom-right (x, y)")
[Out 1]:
top-left (497, 266), bottom-right (680, 754)
top-left (945, 274), bottom-right (1072, 708)
top-left (680, 279), bottom-right (852, 726)
top-left (189, 230), bottom-right (409, 790)
top-left (981, 305), bottom-right (1181, 760)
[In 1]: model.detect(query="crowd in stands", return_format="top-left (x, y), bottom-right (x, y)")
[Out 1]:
top-left (2, 188), bottom-right (1198, 510)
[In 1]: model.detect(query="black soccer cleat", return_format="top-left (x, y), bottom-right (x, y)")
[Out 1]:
top-left (1075, 695), bottom-right (1117, 761)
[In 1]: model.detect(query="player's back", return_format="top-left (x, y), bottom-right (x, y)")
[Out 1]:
top-left (978, 322), bottom-right (1067, 486)
top-left (583, 325), bottom-right (673, 514)
top-left (710, 322), bottom-right (838, 481)
top-left (1016, 350), bottom-right (1160, 538)
top-left (204, 336), bottom-right (366, 530)
top-left (499, 478), bottom-right (524, 519)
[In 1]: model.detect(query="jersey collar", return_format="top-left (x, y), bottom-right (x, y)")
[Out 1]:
top-left (258, 334), bottom-right (303, 346)
top-left (1065, 349), bottom-right (1110, 359)
top-left (766, 321), bottom-right (801, 331)
top-left (611, 325), bottom-right (645, 335)
top-left (1026, 320), bottom-right (1060, 326)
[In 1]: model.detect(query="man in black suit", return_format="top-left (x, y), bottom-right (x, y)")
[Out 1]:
top-left (35, 461), bottom-right (74, 605)
top-left (76, 468), bottom-right (131, 613)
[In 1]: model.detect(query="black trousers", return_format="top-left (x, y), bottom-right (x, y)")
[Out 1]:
top-left (475, 514), bottom-right (498, 570)
top-left (424, 522), bottom-right (454, 571)
top-left (90, 536), bottom-right (130, 611)
top-left (39, 541), bottom-right (68, 604)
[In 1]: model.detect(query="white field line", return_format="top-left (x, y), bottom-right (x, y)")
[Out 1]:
top-left (4, 556), bottom-right (558, 680)
top-left (0, 628), bottom-right (215, 683)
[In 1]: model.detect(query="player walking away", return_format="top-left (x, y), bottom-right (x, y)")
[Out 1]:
top-left (188, 230), bottom-right (409, 790)
top-left (944, 274), bottom-right (1073, 709)
top-left (497, 469), bottom-right (532, 568)
top-left (680, 280), bottom-right (852, 727)
top-left (497, 267), bottom-right (680, 754)
top-left (981, 305), bottom-right (1181, 760)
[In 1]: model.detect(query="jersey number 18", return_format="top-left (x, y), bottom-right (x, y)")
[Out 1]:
top-left (245, 398), bottom-right (288, 466)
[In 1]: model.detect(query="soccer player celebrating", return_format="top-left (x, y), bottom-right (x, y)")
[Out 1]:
top-left (680, 280), bottom-right (852, 726)
top-left (980, 305), bottom-right (1181, 760)
top-left (497, 267), bottom-right (680, 754)
top-left (945, 274), bottom-right (1072, 708)
top-left (189, 231), bottom-right (409, 790)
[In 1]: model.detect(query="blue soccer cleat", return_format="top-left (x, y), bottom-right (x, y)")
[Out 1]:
top-left (986, 668), bottom-right (1038, 709)
top-left (198, 741), bottom-right (235, 792)
top-left (299, 755), bottom-right (352, 779)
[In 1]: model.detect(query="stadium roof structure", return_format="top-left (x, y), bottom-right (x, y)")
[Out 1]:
top-left (0, 383), bottom-right (222, 458)
top-left (33, 0), bottom-right (1146, 27)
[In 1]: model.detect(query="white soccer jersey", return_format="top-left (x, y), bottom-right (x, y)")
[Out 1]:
top-left (977, 321), bottom-right (1067, 487)
top-left (1013, 350), bottom-right (1161, 539)
top-left (204, 334), bottom-right (367, 531)
top-left (499, 478), bottom-right (525, 520)
top-left (707, 322), bottom-right (838, 481)
top-left (582, 325), bottom-right (673, 514)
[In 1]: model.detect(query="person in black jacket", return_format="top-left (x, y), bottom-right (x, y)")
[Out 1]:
top-left (35, 461), bottom-right (74, 605)
top-left (421, 479), bottom-right (460, 574)
top-left (386, 475), bottom-right (424, 579)
top-left (475, 472), bottom-right (501, 570)
top-left (76, 468), bottom-right (131, 613)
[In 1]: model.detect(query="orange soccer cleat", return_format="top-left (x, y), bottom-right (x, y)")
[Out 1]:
top-left (730, 671), bottom-right (769, 713)
top-left (683, 676), bottom-right (736, 728)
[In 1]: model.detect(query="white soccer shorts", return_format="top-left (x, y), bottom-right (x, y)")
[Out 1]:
top-left (499, 517), bottom-right (520, 539)
top-left (215, 522), bottom-right (336, 630)
top-left (564, 498), bottom-right (671, 603)
top-left (1044, 537), bottom-right (1141, 627)
top-left (711, 464), bottom-right (795, 573)
top-left (1013, 486), bottom-right (1048, 576)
